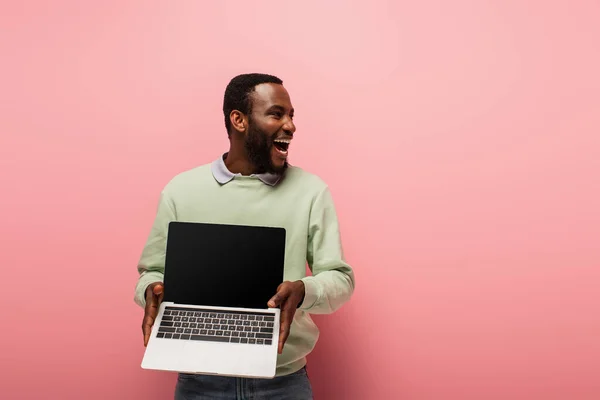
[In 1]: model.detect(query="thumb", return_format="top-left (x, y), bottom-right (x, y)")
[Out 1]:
top-left (153, 284), bottom-right (164, 296)
top-left (268, 285), bottom-right (288, 308)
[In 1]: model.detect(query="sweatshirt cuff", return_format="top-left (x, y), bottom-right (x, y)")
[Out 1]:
top-left (298, 277), bottom-right (319, 311)
top-left (134, 272), bottom-right (164, 308)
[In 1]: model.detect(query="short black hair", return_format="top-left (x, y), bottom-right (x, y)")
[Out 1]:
top-left (223, 73), bottom-right (283, 135)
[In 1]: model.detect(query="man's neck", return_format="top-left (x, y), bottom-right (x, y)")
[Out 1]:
top-left (223, 147), bottom-right (257, 176)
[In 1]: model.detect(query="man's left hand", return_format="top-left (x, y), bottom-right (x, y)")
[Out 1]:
top-left (267, 280), bottom-right (305, 354)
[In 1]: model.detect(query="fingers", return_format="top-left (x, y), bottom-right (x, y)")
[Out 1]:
top-left (142, 314), bottom-right (155, 347)
top-left (267, 281), bottom-right (304, 353)
top-left (142, 282), bottom-right (164, 347)
top-left (278, 296), bottom-right (299, 354)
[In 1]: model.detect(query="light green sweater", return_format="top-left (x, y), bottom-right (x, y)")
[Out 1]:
top-left (134, 157), bottom-right (355, 376)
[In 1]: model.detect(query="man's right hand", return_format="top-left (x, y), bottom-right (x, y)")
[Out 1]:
top-left (142, 282), bottom-right (164, 347)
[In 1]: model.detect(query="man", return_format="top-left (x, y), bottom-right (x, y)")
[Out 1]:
top-left (134, 73), bottom-right (355, 399)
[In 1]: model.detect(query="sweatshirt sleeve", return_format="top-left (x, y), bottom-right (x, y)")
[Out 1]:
top-left (299, 186), bottom-right (355, 314)
top-left (133, 188), bottom-right (177, 308)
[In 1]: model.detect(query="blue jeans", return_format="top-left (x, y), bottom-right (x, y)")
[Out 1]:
top-left (174, 366), bottom-right (314, 400)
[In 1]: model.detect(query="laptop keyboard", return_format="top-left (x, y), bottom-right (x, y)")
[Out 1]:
top-left (156, 306), bottom-right (276, 346)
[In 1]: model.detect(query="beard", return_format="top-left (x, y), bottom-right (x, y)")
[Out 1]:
top-left (244, 121), bottom-right (288, 175)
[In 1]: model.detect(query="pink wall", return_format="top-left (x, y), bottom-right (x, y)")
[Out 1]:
top-left (1, 1), bottom-right (599, 399)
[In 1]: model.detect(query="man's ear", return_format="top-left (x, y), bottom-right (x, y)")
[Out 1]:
top-left (230, 110), bottom-right (247, 134)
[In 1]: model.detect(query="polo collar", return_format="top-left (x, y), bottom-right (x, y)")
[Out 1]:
top-left (211, 153), bottom-right (282, 186)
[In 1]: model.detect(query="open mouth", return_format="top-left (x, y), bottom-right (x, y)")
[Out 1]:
top-left (273, 138), bottom-right (291, 154)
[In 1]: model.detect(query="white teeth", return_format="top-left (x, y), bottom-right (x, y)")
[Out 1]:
top-left (274, 139), bottom-right (291, 144)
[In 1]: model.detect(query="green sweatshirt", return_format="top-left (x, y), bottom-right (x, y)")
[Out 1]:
top-left (134, 155), bottom-right (355, 376)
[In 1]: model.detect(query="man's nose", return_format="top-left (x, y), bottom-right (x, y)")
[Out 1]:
top-left (283, 116), bottom-right (296, 135)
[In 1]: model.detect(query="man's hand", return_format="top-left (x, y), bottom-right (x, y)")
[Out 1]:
top-left (142, 282), bottom-right (164, 347)
top-left (267, 280), bottom-right (305, 354)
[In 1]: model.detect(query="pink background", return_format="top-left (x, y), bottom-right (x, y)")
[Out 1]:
top-left (1, 1), bottom-right (599, 399)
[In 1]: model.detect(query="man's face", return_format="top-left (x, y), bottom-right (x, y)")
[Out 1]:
top-left (244, 83), bottom-right (296, 174)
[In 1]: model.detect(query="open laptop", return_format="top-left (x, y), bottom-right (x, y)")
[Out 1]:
top-left (141, 221), bottom-right (285, 378)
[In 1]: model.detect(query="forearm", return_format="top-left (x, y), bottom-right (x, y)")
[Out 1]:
top-left (302, 186), bottom-right (355, 314)
top-left (300, 263), bottom-right (355, 314)
top-left (134, 187), bottom-right (175, 308)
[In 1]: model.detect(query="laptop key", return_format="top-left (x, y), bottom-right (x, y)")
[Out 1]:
top-left (200, 329), bottom-right (208, 335)
top-left (257, 339), bottom-right (264, 345)
top-left (255, 333), bottom-right (273, 339)
top-left (265, 339), bottom-right (272, 345)
top-left (192, 329), bottom-right (199, 335)
top-left (216, 331), bottom-right (224, 336)
top-left (173, 334), bottom-right (181, 339)
top-left (228, 326), bottom-right (236, 331)
top-left (208, 330), bottom-right (215, 336)
top-left (241, 338), bottom-right (248, 344)
top-left (162, 315), bottom-right (173, 321)
top-left (181, 334), bottom-right (190, 340)
top-left (224, 331), bottom-right (231, 336)
top-left (157, 332), bottom-right (165, 338)
top-left (165, 333), bottom-right (173, 339)
top-left (184, 328), bottom-right (192, 334)
top-left (248, 333), bottom-right (255, 338)
top-left (252, 327), bottom-right (260, 332)
top-left (159, 327), bottom-right (176, 333)
top-left (256, 316), bottom-right (263, 321)
top-left (191, 335), bottom-right (229, 343)
top-left (175, 322), bottom-right (182, 327)
top-left (264, 316), bottom-right (275, 322)
top-left (260, 328), bottom-right (273, 333)
top-left (176, 328), bottom-right (184, 333)
top-left (161, 321), bottom-right (174, 327)
top-left (249, 339), bottom-right (256, 344)
top-left (230, 337), bottom-right (240, 343)
top-left (232, 332), bottom-right (239, 337)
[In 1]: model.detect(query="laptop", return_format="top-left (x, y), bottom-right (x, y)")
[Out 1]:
top-left (141, 221), bottom-right (285, 378)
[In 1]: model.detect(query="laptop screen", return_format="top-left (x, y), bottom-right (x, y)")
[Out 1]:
top-left (162, 221), bottom-right (286, 309)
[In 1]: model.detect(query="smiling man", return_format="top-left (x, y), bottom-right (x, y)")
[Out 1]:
top-left (135, 73), bottom-right (355, 399)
